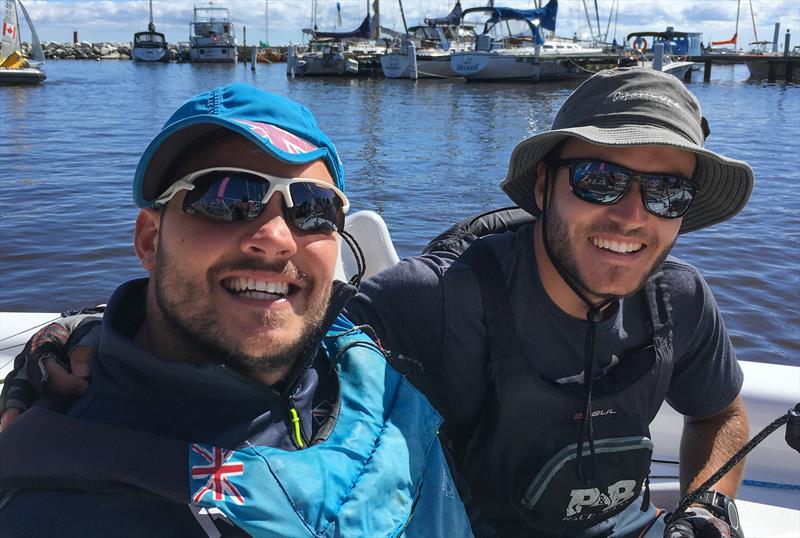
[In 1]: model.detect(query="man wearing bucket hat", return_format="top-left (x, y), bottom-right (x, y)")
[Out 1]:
top-left (2, 69), bottom-right (752, 537)
top-left (344, 68), bottom-right (753, 536)
top-left (0, 83), bottom-right (472, 537)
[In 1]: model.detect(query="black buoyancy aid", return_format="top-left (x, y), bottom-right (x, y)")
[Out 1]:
top-left (454, 239), bottom-right (675, 537)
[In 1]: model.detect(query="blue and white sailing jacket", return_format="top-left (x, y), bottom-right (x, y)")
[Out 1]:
top-left (0, 279), bottom-right (473, 537)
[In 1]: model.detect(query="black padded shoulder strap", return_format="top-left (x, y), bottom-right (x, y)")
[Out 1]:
top-left (0, 407), bottom-right (187, 503)
top-left (460, 239), bottom-right (525, 364)
top-left (423, 207), bottom-right (535, 258)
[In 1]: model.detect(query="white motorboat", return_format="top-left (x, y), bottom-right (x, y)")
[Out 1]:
top-left (189, 2), bottom-right (237, 63)
top-left (132, 0), bottom-right (169, 63)
top-left (380, 2), bottom-right (475, 80)
top-left (624, 30), bottom-right (699, 81)
top-left (0, 0), bottom-right (45, 85)
top-left (450, 4), bottom-right (612, 82)
top-left (1, 211), bottom-right (797, 536)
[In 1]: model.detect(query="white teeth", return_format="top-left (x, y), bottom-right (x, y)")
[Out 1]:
top-left (223, 277), bottom-right (290, 297)
top-left (591, 237), bottom-right (642, 253)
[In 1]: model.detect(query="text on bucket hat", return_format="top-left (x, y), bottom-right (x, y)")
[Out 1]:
top-left (500, 68), bottom-right (754, 234)
top-left (133, 83), bottom-right (345, 207)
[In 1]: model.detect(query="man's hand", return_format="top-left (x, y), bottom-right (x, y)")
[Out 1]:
top-left (0, 311), bottom-right (102, 431)
top-left (664, 507), bottom-right (743, 538)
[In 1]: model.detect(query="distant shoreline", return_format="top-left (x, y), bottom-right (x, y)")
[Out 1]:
top-left (21, 42), bottom-right (287, 61)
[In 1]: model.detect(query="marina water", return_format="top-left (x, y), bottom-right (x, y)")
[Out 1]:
top-left (1, 61), bottom-right (798, 367)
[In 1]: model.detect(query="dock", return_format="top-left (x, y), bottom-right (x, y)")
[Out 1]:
top-left (688, 54), bottom-right (800, 82)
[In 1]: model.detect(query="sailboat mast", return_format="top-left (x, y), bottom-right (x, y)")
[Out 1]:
top-left (593, 0), bottom-right (601, 43)
top-left (580, 0), bottom-right (595, 41)
top-left (397, 0), bottom-right (408, 35)
top-left (147, 0), bottom-right (155, 33)
top-left (734, 0), bottom-right (741, 46)
top-left (265, 0), bottom-right (269, 45)
top-left (748, 0), bottom-right (759, 42)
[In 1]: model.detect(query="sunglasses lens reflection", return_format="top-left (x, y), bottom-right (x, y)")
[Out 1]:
top-left (183, 171), bottom-right (344, 233)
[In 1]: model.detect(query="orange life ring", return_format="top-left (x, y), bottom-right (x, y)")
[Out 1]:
top-left (633, 37), bottom-right (648, 51)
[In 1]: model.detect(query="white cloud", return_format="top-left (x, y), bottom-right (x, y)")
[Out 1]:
top-left (17, 0), bottom-right (800, 49)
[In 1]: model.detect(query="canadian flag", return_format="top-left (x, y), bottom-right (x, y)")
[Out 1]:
top-left (2, 21), bottom-right (16, 39)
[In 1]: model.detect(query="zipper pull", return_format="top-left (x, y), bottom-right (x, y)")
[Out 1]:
top-left (640, 476), bottom-right (651, 512)
top-left (288, 397), bottom-right (306, 449)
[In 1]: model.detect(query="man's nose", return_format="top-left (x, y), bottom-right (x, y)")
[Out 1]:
top-left (240, 194), bottom-right (298, 258)
top-left (607, 181), bottom-right (648, 226)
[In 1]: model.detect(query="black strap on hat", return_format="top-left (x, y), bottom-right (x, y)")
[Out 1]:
top-left (539, 165), bottom-right (616, 483)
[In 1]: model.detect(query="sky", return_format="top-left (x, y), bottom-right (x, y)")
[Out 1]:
top-left (15, 0), bottom-right (800, 49)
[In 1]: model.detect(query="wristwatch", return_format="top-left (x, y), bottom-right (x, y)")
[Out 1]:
top-left (694, 490), bottom-right (741, 533)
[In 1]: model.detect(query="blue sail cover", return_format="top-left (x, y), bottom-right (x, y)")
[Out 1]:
top-left (424, 1), bottom-right (463, 27)
top-left (487, 0), bottom-right (558, 45)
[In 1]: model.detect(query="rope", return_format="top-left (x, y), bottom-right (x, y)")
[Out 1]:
top-left (666, 410), bottom-right (793, 524)
top-left (0, 315), bottom-right (63, 347)
top-left (415, 70), bottom-right (462, 80)
top-left (564, 57), bottom-right (602, 75)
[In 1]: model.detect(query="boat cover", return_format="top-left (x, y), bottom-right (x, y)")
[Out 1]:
top-left (463, 0), bottom-right (558, 45)
top-left (311, 15), bottom-right (371, 40)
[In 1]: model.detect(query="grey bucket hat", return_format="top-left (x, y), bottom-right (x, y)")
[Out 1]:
top-left (500, 68), bottom-right (754, 234)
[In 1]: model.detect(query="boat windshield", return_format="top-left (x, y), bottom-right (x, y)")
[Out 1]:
top-left (135, 33), bottom-right (166, 45)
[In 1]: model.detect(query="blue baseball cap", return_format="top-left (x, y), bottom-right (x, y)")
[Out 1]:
top-left (133, 83), bottom-right (345, 207)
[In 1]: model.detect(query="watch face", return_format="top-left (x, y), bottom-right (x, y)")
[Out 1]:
top-left (726, 499), bottom-right (740, 531)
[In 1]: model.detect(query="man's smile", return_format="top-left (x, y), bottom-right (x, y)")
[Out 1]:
top-left (589, 236), bottom-right (646, 255)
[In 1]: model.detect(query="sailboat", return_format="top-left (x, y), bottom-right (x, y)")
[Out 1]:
top-left (132, 0), bottom-right (169, 62)
top-left (0, 0), bottom-right (45, 84)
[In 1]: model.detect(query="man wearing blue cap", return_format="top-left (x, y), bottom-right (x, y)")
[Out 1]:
top-left (0, 84), bottom-right (472, 537)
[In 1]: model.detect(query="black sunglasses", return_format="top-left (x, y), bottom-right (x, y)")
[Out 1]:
top-left (555, 159), bottom-right (696, 219)
top-left (154, 168), bottom-right (349, 234)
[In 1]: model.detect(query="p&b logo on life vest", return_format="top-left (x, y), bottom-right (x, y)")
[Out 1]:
top-left (564, 480), bottom-right (637, 521)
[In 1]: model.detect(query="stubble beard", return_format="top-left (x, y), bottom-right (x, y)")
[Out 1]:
top-left (543, 199), bottom-right (675, 303)
top-left (152, 245), bottom-right (329, 378)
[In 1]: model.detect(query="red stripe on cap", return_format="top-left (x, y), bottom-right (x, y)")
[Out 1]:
top-left (231, 120), bottom-right (319, 155)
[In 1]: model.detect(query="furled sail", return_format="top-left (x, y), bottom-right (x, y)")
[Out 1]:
top-left (424, 1), bottom-right (463, 28)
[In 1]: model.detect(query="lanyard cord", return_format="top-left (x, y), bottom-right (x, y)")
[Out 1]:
top-left (540, 168), bottom-right (614, 483)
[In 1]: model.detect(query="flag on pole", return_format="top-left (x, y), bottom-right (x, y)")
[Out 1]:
top-left (711, 33), bottom-right (737, 46)
top-left (336, 3), bottom-right (342, 27)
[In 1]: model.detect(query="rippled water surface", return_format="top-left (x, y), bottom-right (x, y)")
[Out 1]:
top-left (1, 61), bottom-right (798, 366)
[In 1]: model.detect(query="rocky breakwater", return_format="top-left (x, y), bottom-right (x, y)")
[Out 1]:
top-left (22, 41), bottom-right (184, 60)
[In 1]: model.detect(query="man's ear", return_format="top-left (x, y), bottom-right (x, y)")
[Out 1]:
top-left (534, 162), bottom-right (547, 211)
top-left (134, 208), bottom-right (161, 272)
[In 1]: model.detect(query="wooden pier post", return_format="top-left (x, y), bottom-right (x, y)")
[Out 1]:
top-left (767, 61), bottom-right (777, 82)
top-left (703, 60), bottom-right (712, 82)
top-left (251, 46), bottom-right (257, 71)
top-left (243, 27), bottom-right (247, 65)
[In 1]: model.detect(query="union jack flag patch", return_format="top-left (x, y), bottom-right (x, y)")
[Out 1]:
top-left (190, 444), bottom-right (246, 506)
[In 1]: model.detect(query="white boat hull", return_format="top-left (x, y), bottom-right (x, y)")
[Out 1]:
top-left (1, 210), bottom-right (797, 537)
top-left (451, 48), bottom-right (611, 82)
top-left (381, 52), bottom-right (457, 79)
top-left (660, 60), bottom-right (694, 80)
top-left (189, 45), bottom-right (237, 63)
top-left (132, 46), bottom-right (168, 63)
top-left (0, 66), bottom-right (45, 84)
top-left (290, 54), bottom-right (359, 77)
top-left (745, 60), bottom-right (800, 82)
